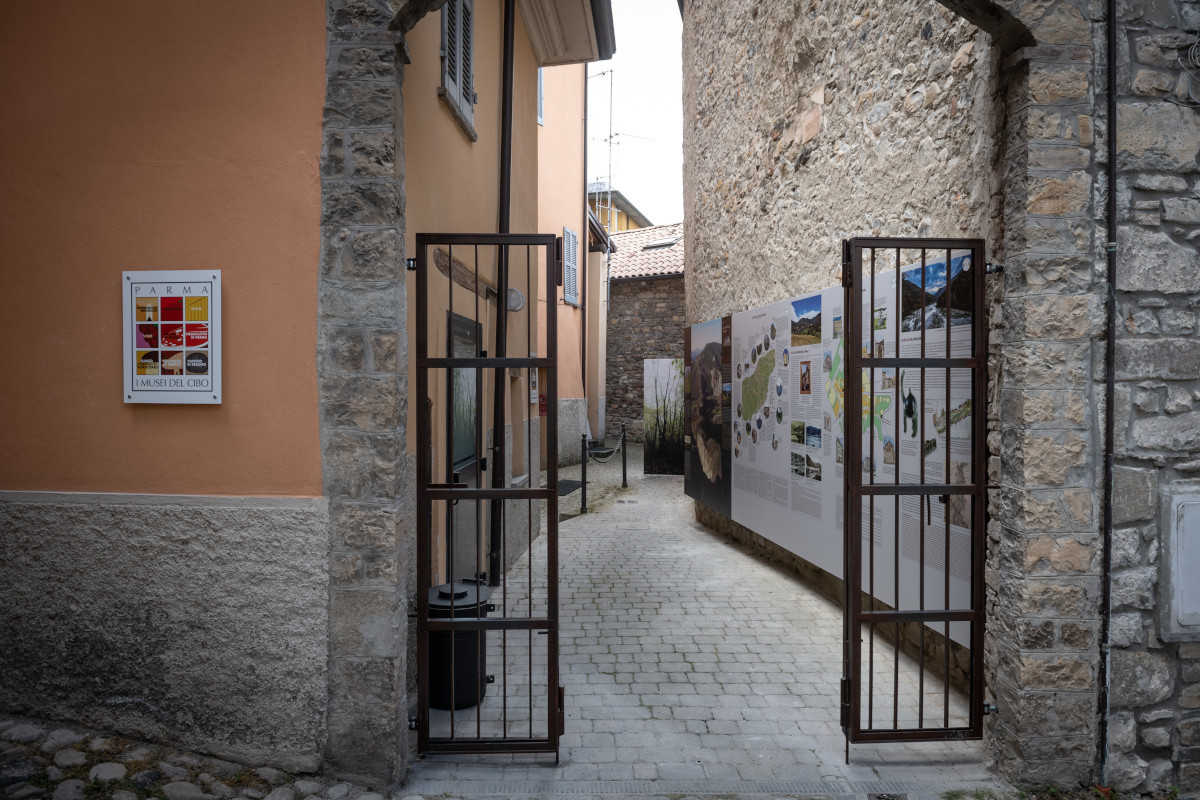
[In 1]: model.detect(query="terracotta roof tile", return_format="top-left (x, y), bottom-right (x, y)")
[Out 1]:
top-left (607, 222), bottom-right (685, 280)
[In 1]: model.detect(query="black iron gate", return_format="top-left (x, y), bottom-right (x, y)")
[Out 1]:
top-left (414, 232), bottom-right (562, 756)
top-left (841, 237), bottom-right (987, 744)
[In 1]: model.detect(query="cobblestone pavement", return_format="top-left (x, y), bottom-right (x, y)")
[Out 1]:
top-left (0, 719), bottom-right (392, 800)
top-left (1, 446), bottom-right (1006, 800)
top-left (410, 444), bottom-right (1006, 798)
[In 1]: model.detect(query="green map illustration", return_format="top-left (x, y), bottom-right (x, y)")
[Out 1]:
top-left (826, 340), bottom-right (844, 431)
top-left (740, 349), bottom-right (775, 421)
top-left (861, 370), bottom-right (892, 440)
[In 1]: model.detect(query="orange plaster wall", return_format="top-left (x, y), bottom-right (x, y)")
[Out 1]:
top-left (537, 66), bottom-right (588, 401)
top-left (403, 3), bottom-right (542, 453)
top-left (0, 2), bottom-right (326, 495)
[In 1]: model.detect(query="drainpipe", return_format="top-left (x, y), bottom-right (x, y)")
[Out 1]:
top-left (582, 73), bottom-right (590, 443)
top-left (488, 0), bottom-right (516, 586)
top-left (1097, 0), bottom-right (1118, 783)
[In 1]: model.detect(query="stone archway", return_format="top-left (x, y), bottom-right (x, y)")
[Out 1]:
top-left (682, 0), bottom-right (1109, 787)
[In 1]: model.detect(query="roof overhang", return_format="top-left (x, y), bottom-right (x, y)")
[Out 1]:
top-left (587, 207), bottom-right (614, 253)
top-left (519, 0), bottom-right (616, 66)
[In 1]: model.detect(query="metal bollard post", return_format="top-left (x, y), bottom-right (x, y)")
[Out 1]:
top-left (621, 422), bottom-right (628, 488)
top-left (580, 433), bottom-right (588, 514)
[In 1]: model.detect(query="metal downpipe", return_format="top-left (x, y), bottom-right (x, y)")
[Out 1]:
top-left (1097, 0), bottom-right (1118, 783)
top-left (488, 0), bottom-right (516, 586)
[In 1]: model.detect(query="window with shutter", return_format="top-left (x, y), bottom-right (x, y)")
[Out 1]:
top-left (439, 0), bottom-right (476, 139)
top-left (563, 226), bottom-right (579, 306)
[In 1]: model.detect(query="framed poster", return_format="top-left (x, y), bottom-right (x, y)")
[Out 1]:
top-left (122, 270), bottom-right (221, 404)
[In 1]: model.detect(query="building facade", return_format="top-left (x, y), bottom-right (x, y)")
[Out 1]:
top-left (604, 223), bottom-right (687, 441)
top-left (0, 0), bottom-right (613, 786)
top-left (683, 0), bottom-right (1200, 790)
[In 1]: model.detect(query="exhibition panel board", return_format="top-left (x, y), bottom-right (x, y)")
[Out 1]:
top-left (684, 253), bottom-right (975, 646)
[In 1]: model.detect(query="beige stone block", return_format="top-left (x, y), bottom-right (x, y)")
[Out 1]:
top-left (1024, 534), bottom-right (1093, 571)
top-left (1027, 173), bottom-right (1091, 216)
top-left (1004, 344), bottom-right (1067, 387)
top-left (1027, 108), bottom-right (1064, 139)
top-left (1028, 145), bottom-right (1091, 169)
top-left (1078, 115), bottom-right (1093, 146)
top-left (1020, 497), bottom-right (1064, 531)
top-left (332, 553), bottom-right (362, 584)
top-left (1017, 579), bottom-right (1091, 617)
top-left (336, 503), bottom-right (398, 550)
top-left (1117, 103), bottom-right (1200, 171)
top-left (370, 330), bottom-right (399, 373)
top-left (1018, 654), bottom-right (1093, 690)
top-left (1033, 3), bottom-right (1089, 44)
top-left (1063, 489), bottom-right (1092, 524)
top-left (1023, 295), bottom-right (1097, 339)
top-left (1132, 69), bottom-right (1175, 97)
top-left (1029, 67), bottom-right (1089, 103)
top-left (1023, 392), bottom-right (1058, 423)
top-left (1066, 393), bottom-right (1085, 425)
top-left (1022, 432), bottom-right (1087, 486)
top-left (321, 375), bottom-right (403, 431)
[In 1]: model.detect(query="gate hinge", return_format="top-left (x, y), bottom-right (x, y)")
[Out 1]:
top-left (408, 715), bottom-right (418, 730)
top-left (841, 265), bottom-right (852, 289)
top-left (982, 702), bottom-right (998, 716)
top-left (480, 457), bottom-right (487, 472)
top-left (406, 257), bottom-right (417, 272)
top-left (984, 262), bottom-right (1004, 275)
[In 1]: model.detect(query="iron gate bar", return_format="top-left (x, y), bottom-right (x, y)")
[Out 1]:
top-left (415, 232), bottom-right (562, 757)
top-left (859, 358), bottom-right (978, 368)
top-left (420, 357), bottom-right (556, 368)
top-left (424, 488), bottom-right (554, 500)
top-left (859, 484), bottom-right (973, 496)
top-left (842, 237), bottom-right (987, 746)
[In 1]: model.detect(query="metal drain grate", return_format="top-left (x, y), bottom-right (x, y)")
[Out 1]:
top-left (555, 479), bottom-right (583, 496)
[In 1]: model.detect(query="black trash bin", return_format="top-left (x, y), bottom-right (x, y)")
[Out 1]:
top-left (427, 582), bottom-right (493, 710)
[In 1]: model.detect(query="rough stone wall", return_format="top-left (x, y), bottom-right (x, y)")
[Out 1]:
top-left (682, 0), bottom-right (1119, 788)
top-left (1103, 1), bottom-right (1200, 791)
top-left (0, 494), bottom-right (330, 772)
top-left (683, 0), bottom-right (1020, 768)
top-left (321, 0), bottom-right (416, 784)
top-left (605, 276), bottom-right (687, 441)
top-left (685, 0), bottom-right (1200, 789)
top-left (684, 0), bottom-right (1003, 323)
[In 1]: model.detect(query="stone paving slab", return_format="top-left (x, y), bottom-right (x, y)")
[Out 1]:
top-left (410, 444), bottom-right (1006, 797)
top-left (0, 447), bottom-right (1006, 800)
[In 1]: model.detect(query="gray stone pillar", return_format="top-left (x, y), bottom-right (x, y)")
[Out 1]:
top-left (986, 33), bottom-right (1105, 786)
top-left (321, 0), bottom-right (411, 784)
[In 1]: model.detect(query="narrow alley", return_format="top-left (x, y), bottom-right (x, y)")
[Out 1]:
top-left (408, 446), bottom-right (1001, 797)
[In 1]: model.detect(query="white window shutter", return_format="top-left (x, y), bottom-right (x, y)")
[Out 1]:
top-left (563, 227), bottom-right (578, 306)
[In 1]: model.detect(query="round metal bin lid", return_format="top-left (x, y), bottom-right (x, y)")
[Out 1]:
top-left (428, 582), bottom-right (493, 611)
